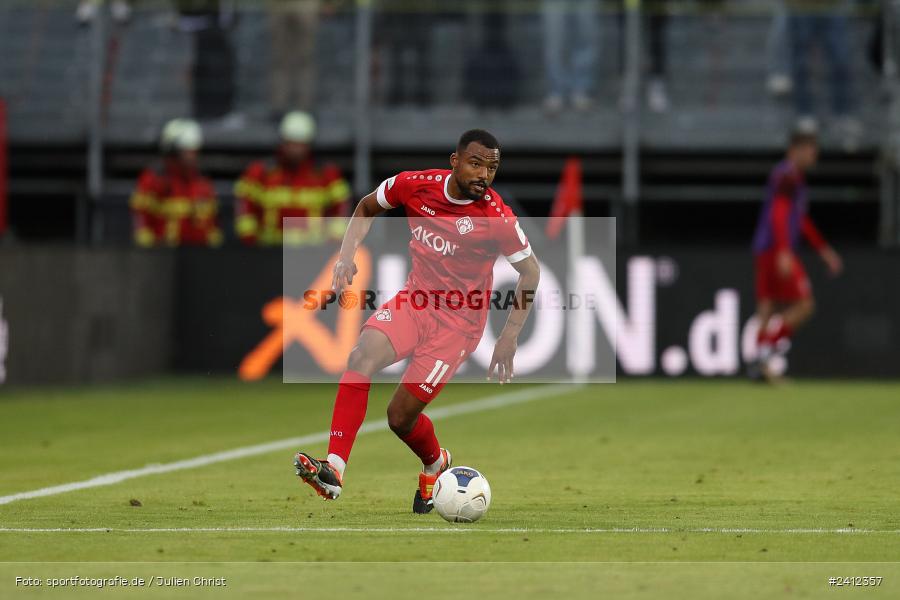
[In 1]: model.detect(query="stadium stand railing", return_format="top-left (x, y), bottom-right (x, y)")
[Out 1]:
top-left (0, 0), bottom-right (891, 244)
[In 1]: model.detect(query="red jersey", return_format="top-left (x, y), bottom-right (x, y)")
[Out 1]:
top-left (375, 169), bottom-right (532, 339)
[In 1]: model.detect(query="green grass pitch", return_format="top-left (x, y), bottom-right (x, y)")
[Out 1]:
top-left (1, 378), bottom-right (899, 599)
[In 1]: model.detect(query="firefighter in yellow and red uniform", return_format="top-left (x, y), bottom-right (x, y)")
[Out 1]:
top-left (234, 111), bottom-right (350, 246)
top-left (130, 119), bottom-right (222, 247)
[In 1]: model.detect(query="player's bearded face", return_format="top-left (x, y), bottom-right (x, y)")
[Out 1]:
top-left (453, 146), bottom-right (500, 200)
top-left (459, 176), bottom-right (487, 200)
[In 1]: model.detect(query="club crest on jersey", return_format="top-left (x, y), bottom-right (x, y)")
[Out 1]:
top-left (456, 216), bottom-right (475, 235)
top-left (374, 309), bottom-right (392, 322)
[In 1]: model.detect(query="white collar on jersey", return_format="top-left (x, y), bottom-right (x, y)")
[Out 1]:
top-left (443, 174), bottom-right (474, 205)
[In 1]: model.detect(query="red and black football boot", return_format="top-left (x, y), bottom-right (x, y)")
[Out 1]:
top-left (293, 452), bottom-right (343, 500)
top-left (412, 448), bottom-right (452, 514)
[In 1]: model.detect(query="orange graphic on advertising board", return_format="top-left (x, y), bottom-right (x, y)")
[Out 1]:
top-left (238, 248), bottom-right (372, 381)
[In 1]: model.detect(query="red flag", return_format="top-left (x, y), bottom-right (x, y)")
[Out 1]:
top-left (545, 156), bottom-right (582, 240)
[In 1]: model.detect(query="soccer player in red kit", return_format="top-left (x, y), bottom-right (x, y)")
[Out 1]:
top-left (293, 130), bottom-right (541, 513)
top-left (751, 127), bottom-right (842, 380)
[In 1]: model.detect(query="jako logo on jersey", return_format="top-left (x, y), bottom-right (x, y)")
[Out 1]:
top-left (420, 204), bottom-right (436, 216)
top-left (418, 383), bottom-right (434, 394)
top-left (410, 225), bottom-right (458, 256)
top-left (375, 308), bottom-right (392, 321)
top-left (456, 216), bottom-right (475, 235)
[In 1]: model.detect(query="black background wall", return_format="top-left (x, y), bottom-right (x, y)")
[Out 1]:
top-left (1, 245), bottom-right (897, 385)
top-left (0, 247), bottom-right (175, 384)
top-left (172, 246), bottom-right (900, 379)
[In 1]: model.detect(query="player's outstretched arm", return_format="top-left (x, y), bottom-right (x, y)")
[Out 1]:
top-left (332, 192), bottom-right (387, 291)
top-left (488, 253), bottom-right (540, 384)
top-left (819, 246), bottom-right (843, 277)
top-left (801, 216), bottom-right (843, 276)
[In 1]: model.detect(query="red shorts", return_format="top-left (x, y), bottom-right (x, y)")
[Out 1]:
top-left (754, 250), bottom-right (812, 302)
top-left (362, 292), bottom-right (481, 403)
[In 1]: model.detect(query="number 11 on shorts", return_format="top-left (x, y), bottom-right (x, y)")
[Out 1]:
top-left (425, 360), bottom-right (450, 386)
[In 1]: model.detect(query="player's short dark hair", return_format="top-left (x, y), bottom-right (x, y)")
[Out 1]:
top-left (789, 123), bottom-right (818, 147)
top-left (457, 129), bottom-right (500, 153)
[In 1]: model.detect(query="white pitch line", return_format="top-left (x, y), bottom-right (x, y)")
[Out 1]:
top-left (0, 383), bottom-right (577, 507)
top-left (1, 527), bottom-right (898, 535)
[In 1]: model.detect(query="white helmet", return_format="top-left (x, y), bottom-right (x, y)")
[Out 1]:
top-left (160, 118), bottom-right (203, 153)
top-left (280, 111), bottom-right (316, 143)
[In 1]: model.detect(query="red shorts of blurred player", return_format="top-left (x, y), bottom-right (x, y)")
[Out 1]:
top-left (361, 291), bottom-right (480, 403)
top-left (754, 250), bottom-right (812, 303)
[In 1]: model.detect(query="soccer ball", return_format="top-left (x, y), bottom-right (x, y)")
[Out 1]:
top-left (432, 466), bottom-right (491, 523)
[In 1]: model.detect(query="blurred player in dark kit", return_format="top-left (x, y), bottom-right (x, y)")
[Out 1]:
top-left (751, 126), bottom-right (843, 381)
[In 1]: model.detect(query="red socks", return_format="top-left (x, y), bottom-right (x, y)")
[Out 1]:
top-left (400, 414), bottom-right (441, 466)
top-left (327, 371), bottom-right (371, 464)
top-left (328, 371), bottom-right (440, 470)
top-left (758, 321), bottom-right (793, 347)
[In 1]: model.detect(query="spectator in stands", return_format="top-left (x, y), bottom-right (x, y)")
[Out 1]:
top-left (866, 2), bottom-right (883, 75)
top-left (234, 111), bottom-right (350, 246)
top-left (766, 0), bottom-right (793, 96)
top-left (643, 1), bottom-right (669, 112)
top-left (130, 119), bottom-right (223, 247)
top-left (464, 2), bottom-right (521, 109)
top-left (618, 0), bottom-right (670, 112)
top-left (376, 0), bottom-right (439, 106)
top-left (787, 0), bottom-right (861, 151)
top-left (269, 0), bottom-right (320, 119)
top-left (542, 0), bottom-right (600, 114)
top-left (76, 0), bottom-right (132, 26)
top-left (174, 0), bottom-right (240, 125)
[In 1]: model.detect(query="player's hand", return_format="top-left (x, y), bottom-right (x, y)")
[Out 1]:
top-left (776, 250), bottom-right (794, 279)
top-left (487, 332), bottom-right (517, 385)
top-left (332, 258), bottom-right (358, 292)
top-left (821, 247), bottom-right (843, 277)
